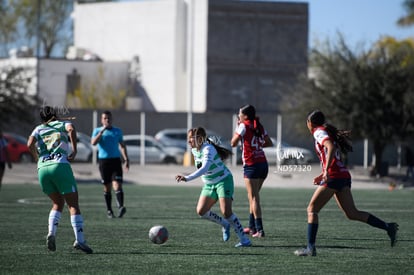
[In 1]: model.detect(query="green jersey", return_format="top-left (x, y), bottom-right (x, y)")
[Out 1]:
top-left (185, 143), bottom-right (231, 184)
top-left (30, 121), bottom-right (72, 168)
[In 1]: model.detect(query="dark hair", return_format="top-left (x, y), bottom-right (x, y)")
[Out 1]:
top-left (189, 127), bottom-right (233, 160)
top-left (40, 106), bottom-right (56, 123)
top-left (240, 104), bottom-right (264, 137)
top-left (103, 110), bottom-right (112, 116)
top-left (307, 110), bottom-right (353, 153)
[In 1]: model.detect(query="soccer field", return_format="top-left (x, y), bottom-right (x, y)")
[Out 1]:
top-left (0, 183), bottom-right (413, 274)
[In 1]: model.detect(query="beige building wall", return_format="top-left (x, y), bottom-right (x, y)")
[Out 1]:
top-left (73, 0), bottom-right (208, 112)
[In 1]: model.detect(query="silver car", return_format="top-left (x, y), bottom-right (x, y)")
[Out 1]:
top-left (123, 135), bottom-right (185, 164)
top-left (154, 128), bottom-right (232, 151)
top-left (69, 132), bottom-right (93, 162)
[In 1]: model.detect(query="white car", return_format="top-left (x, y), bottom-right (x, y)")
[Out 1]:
top-left (263, 138), bottom-right (315, 165)
top-left (154, 128), bottom-right (232, 151)
top-left (123, 135), bottom-right (185, 164)
top-left (69, 132), bottom-right (93, 162)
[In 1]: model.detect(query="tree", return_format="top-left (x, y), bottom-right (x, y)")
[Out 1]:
top-left (287, 34), bottom-right (414, 176)
top-left (397, 0), bottom-right (414, 27)
top-left (11, 0), bottom-right (73, 58)
top-left (0, 67), bottom-right (39, 128)
top-left (0, 0), bottom-right (118, 58)
top-left (0, 0), bottom-right (19, 56)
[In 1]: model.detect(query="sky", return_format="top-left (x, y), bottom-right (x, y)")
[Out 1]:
top-left (122, 0), bottom-right (413, 49)
top-left (277, 0), bottom-right (414, 48)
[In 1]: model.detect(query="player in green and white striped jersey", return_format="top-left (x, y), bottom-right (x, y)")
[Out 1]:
top-left (175, 127), bottom-right (251, 248)
top-left (27, 106), bottom-right (93, 254)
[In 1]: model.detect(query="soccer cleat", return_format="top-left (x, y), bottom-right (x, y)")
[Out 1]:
top-left (118, 207), bottom-right (127, 218)
top-left (294, 247), bottom-right (316, 256)
top-left (107, 210), bottom-right (115, 218)
top-left (73, 241), bottom-right (93, 254)
top-left (46, 235), bottom-right (56, 252)
top-left (222, 223), bottom-right (231, 242)
top-left (252, 230), bottom-right (265, 238)
top-left (387, 223), bottom-right (399, 247)
top-left (235, 239), bottom-right (252, 248)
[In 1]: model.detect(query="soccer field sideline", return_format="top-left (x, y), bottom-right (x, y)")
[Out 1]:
top-left (3, 163), bottom-right (407, 190)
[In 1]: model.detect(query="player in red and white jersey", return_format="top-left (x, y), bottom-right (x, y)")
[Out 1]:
top-left (313, 125), bottom-right (351, 182)
top-left (294, 110), bottom-right (398, 256)
top-left (235, 118), bottom-right (268, 166)
top-left (231, 105), bottom-right (272, 238)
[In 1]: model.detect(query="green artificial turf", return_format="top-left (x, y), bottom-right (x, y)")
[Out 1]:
top-left (0, 183), bottom-right (412, 274)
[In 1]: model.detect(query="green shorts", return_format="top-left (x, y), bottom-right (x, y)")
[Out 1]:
top-left (200, 175), bottom-right (234, 200)
top-left (38, 163), bottom-right (77, 195)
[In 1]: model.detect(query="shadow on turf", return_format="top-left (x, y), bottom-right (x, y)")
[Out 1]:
top-left (96, 251), bottom-right (269, 256)
top-left (88, 243), bottom-right (372, 256)
top-left (76, 179), bottom-right (134, 185)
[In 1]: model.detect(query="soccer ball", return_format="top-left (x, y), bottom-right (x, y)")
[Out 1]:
top-left (149, 225), bottom-right (168, 244)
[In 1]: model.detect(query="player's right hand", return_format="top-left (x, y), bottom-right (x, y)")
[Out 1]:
top-left (313, 174), bottom-right (323, 185)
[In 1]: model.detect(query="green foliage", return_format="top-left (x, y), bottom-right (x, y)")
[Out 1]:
top-left (0, 67), bottom-right (39, 128)
top-left (397, 0), bottom-right (414, 26)
top-left (66, 66), bottom-right (127, 109)
top-left (287, 34), bottom-right (414, 175)
top-left (0, 1), bottom-right (19, 56)
top-left (0, 184), bottom-right (412, 274)
top-left (1, 0), bottom-right (73, 57)
top-left (0, 0), bottom-right (120, 57)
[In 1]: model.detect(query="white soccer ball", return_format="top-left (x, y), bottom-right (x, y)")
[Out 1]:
top-left (149, 225), bottom-right (169, 244)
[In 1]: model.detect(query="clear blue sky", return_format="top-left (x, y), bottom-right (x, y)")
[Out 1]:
top-left (121, 0), bottom-right (414, 49)
top-left (277, 0), bottom-right (414, 48)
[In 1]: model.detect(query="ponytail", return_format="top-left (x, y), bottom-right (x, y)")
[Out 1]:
top-left (253, 117), bottom-right (264, 137)
top-left (191, 127), bottom-right (233, 160)
top-left (308, 109), bottom-right (353, 153)
top-left (325, 123), bottom-right (353, 153)
top-left (206, 137), bottom-right (233, 160)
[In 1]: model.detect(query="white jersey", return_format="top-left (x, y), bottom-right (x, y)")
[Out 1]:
top-left (185, 142), bottom-right (231, 185)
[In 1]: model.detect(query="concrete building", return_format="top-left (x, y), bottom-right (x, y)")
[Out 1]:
top-left (1, 0), bottom-right (310, 161)
top-left (72, 0), bottom-right (308, 113)
top-left (0, 57), bottom-right (129, 108)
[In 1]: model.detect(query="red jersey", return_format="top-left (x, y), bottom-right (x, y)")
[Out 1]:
top-left (235, 121), bottom-right (268, 166)
top-left (313, 126), bottom-right (350, 179)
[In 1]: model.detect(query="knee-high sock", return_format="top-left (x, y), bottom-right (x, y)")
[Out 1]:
top-left (71, 215), bottom-right (85, 243)
top-left (255, 218), bottom-right (264, 232)
top-left (115, 189), bottom-right (124, 208)
top-left (104, 192), bottom-right (112, 211)
top-left (307, 223), bottom-right (318, 248)
top-left (48, 210), bottom-right (61, 236)
top-left (367, 214), bottom-right (388, 230)
top-left (248, 213), bottom-right (255, 230)
top-left (226, 213), bottom-right (248, 241)
top-left (201, 211), bottom-right (229, 227)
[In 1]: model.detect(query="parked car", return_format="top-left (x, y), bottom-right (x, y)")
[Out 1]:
top-left (71, 132), bottom-right (93, 162)
top-left (155, 128), bottom-right (232, 151)
top-left (123, 135), bottom-right (185, 164)
top-left (263, 138), bottom-right (315, 165)
top-left (3, 132), bottom-right (33, 163)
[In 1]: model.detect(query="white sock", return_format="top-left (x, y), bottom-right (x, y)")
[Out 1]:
top-left (201, 211), bottom-right (229, 228)
top-left (226, 213), bottom-right (248, 241)
top-left (48, 210), bottom-right (61, 237)
top-left (71, 215), bottom-right (85, 243)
